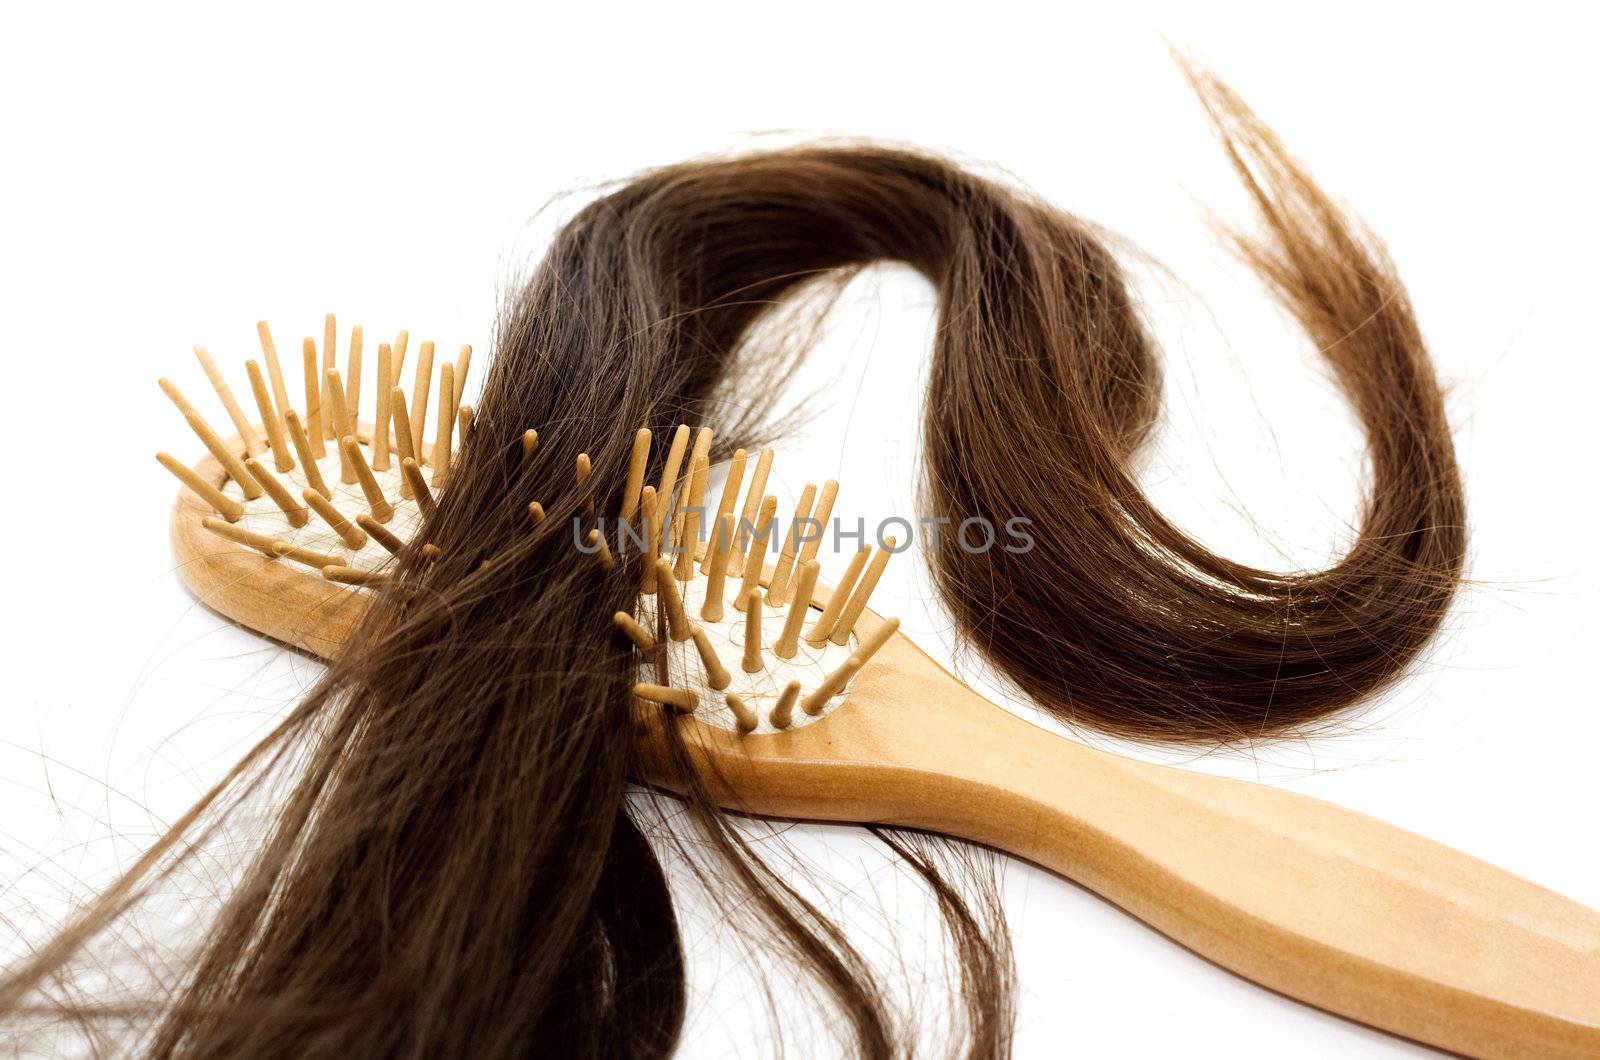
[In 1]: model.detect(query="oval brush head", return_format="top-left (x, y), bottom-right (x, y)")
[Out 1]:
top-left (158, 317), bottom-right (899, 732)
top-left (157, 318), bottom-right (1600, 1060)
top-left (160, 318), bottom-right (462, 655)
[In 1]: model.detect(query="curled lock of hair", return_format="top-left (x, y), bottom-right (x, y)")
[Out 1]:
top-left (922, 66), bottom-right (1465, 741)
top-left (1, 63), bottom-right (1461, 1056)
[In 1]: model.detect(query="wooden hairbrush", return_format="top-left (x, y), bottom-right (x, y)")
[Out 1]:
top-left (159, 319), bottom-right (1600, 1059)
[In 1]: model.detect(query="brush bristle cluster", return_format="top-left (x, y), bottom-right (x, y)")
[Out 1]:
top-left (157, 316), bottom-right (471, 585)
top-left (610, 425), bottom-right (900, 735)
top-left (159, 319), bottom-right (900, 733)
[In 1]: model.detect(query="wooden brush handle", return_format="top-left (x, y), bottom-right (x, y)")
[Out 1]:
top-left (171, 445), bottom-right (1600, 1059)
top-left (645, 625), bottom-right (1600, 1057)
top-left (915, 703), bottom-right (1600, 1057)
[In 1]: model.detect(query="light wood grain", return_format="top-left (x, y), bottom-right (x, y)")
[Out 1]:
top-left (166, 441), bottom-right (1600, 1059)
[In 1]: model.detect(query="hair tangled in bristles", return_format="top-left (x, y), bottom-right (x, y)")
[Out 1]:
top-left (1, 63), bottom-right (1460, 1057)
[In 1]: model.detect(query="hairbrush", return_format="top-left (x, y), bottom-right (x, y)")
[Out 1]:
top-left (158, 318), bottom-right (1600, 1059)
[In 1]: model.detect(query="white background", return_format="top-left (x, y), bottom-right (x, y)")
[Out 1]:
top-left (2, 2), bottom-right (1597, 1056)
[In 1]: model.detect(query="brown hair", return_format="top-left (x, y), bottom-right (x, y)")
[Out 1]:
top-left (1, 65), bottom-right (1461, 1056)
top-left (924, 67), bottom-right (1465, 741)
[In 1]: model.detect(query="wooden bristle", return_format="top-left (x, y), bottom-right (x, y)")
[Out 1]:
top-left (774, 560), bottom-right (820, 660)
top-left (679, 425), bottom-right (714, 504)
top-left (391, 388), bottom-right (417, 499)
top-left (725, 692), bottom-right (758, 734)
top-left (457, 404), bottom-right (474, 445)
top-left (586, 528), bottom-right (614, 571)
top-left (613, 611), bottom-right (656, 653)
top-left (527, 500), bottom-right (546, 525)
top-left (246, 360), bottom-right (294, 472)
top-left (639, 487), bottom-right (659, 594)
top-left (409, 339), bottom-right (435, 461)
top-left (325, 369), bottom-right (356, 484)
top-left (283, 409), bottom-right (331, 500)
top-left (420, 543), bottom-right (442, 560)
top-left (401, 457), bottom-right (434, 517)
top-left (652, 424), bottom-right (690, 556)
top-left (701, 448), bottom-right (747, 575)
top-left (829, 538), bottom-right (895, 646)
top-left (346, 324), bottom-right (363, 425)
top-left (320, 314), bottom-right (337, 438)
top-left (767, 483), bottom-right (816, 605)
top-left (633, 683), bottom-right (698, 713)
top-left (373, 343), bottom-right (393, 471)
top-left (799, 479), bottom-right (839, 568)
top-left (193, 345), bottom-right (263, 456)
top-left (270, 539), bottom-right (343, 570)
top-left (303, 488), bottom-right (367, 550)
top-left (575, 452), bottom-right (593, 512)
top-left (432, 362), bottom-right (454, 484)
top-left (391, 330), bottom-right (410, 387)
top-left (301, 338), bottom-right (325, 457)
top-left (158, 452), bottom-right (244, 521)
top-left (256, 321), bottom-right (292, 436)
top-left (735, 495), bottom-right (778, 610)
top-left (453, 345), bottom-right (472, 409)
top-left (807, 546), bottom-right (870, 646)
top-left (802, 657), bottom-right (861, 716)
top-left (206, 521), bottom-right (337, 573)
top-left (741, 589), bottom-right (764, 673)
top-left (343, 436), bottom-right (394, 523)
top-left (770, 681), bottom-right (800, 730)
top-left (184, 410), bottom-right (263, 500)
top-left (701, 513), bottom-right (735, 623)
top-left (620, 427), bottom-right (651, 521)
top-left (201, 516), bottom-right (277, 557)
top-left (655, 558), bottom-right (691, 641)
top-left (691, 626), bottom-right (732, 691)
top-left (669, 461), bottom-right (698, 579)
top-left (675, 427), bottom-right (712, 531)
top-left (244, 457), bottom-right (309, 527)
top-left (675, 434), bottom-right (711, 580)
top-left (357, 513), bottom-right (404, 554)
top-left (158, 377), bottom-right (199, 420)
top-left (850, 616), bottom-right (901, 669)
top-left (732, 448), bottom-right (774, 564)
top-left (323, 564), bottom-right (387, 587)
top-left (521, 429), bottom-right (539, 464)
